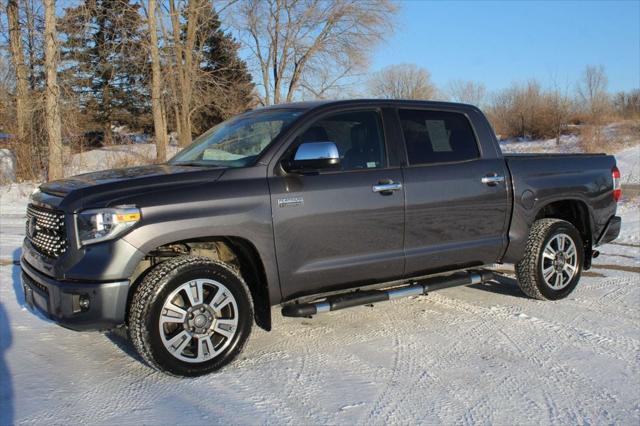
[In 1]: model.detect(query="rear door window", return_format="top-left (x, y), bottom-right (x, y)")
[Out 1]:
top-left (398, 109), bottom-right (479, 165)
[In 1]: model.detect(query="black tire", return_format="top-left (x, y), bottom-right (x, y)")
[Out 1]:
top-left (515, 218), bottom-right (584, 300)
top-left (128, 256), bottom-right (253, 376)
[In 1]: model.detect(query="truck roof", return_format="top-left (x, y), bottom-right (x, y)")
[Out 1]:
top-left (259, 99), bottom-right (479, 112)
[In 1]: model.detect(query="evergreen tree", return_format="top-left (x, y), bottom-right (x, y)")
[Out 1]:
top-left (60, 0), bottom-right (149, 143)
top-left (190, 8), bottom-right (254, 133)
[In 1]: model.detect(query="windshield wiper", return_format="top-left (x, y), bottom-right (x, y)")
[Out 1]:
top-left (172, 161), bottom-right (210, 167)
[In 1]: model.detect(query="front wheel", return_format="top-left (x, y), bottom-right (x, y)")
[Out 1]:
top-left (516, 218), bottom-right (584, 300)
top-left (129, 256), bottom-right (253, 376)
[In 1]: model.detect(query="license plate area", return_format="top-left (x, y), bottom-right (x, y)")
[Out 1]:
top-left (22, 272), bottom-right (51, 315)
top-left (32, 290), bottom-right (49, 312)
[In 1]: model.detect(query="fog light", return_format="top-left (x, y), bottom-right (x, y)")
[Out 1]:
top-left (79, 296), bottom-right (90, 311)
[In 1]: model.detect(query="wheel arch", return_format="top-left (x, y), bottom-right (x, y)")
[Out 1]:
top-left (126, 236), bottom-right (272, 331)
top-left (533, 198), bottom-right (594, 268)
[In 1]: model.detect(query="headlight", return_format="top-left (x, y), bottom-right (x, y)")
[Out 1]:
top-left (29, 187), bottom-right (41, 201)
top-left (76, 206), bottom-right (141, 245)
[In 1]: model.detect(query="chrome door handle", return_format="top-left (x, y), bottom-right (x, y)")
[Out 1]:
top-left (373, 182), bottom-right (403, 193)
top-left (481, 174), bottom-right (505, 186)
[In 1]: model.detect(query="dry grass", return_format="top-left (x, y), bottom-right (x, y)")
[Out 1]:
top-left (580, 120), bottom-right (640, 153)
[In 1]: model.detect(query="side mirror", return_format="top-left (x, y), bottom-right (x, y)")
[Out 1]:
top-left (284, 141), bottom-right (341, 173)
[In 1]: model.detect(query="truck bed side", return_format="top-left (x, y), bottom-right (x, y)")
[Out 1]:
top-left (501, 153), bottom-right (618, 264)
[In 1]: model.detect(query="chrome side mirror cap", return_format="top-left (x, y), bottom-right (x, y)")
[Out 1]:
top-left (284, 141), bottom-right (341, 173)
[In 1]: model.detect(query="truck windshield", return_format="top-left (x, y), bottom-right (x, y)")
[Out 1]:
top-left (170, 109), bottom-right (302, 168)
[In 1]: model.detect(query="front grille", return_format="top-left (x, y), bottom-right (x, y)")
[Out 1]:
top-left (22, 271), bottom-right (49, 295)
top-left (26, 204), bottom-right (68, 258)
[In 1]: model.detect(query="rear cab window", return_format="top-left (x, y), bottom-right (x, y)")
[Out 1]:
top-left (398, 109), bottom-right (480, 165)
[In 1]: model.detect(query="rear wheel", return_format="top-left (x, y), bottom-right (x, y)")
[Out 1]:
top-left (129, 256), bottom-right (253, 376)
top-left (515, 219), bottom-right (584, 300)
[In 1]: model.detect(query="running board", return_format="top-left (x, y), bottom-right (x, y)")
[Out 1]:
top-left (281, 269), bottom-right (495, 318)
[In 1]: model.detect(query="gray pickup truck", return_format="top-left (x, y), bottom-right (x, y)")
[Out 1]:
top-left (21, 100), bottom-right (621, 376)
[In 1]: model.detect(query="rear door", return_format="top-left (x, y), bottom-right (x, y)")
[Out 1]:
top-left (397, 108), bottom-right (510, 277)
top-left (269, 109), bottom-right (405, 300)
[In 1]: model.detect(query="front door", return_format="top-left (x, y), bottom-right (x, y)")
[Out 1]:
top-left (270, 110), bottom-right (405, 300)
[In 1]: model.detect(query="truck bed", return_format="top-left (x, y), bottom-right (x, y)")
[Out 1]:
top-left (503, 152), bottom-right (608, 158)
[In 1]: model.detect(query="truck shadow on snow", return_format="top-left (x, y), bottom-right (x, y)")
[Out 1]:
top-left (104, 327), bottom-right (146, 364)
top-left (469, 274), bottom-right (529, 298)
top-left (0, 301), bottom-right (13, 425)
top-left (0, 250), bottom-right (20, 424)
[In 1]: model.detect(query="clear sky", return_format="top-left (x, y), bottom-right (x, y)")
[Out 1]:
top-left (372, 0), bottom-right (640, 93)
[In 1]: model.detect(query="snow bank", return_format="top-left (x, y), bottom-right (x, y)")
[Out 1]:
top-left (500, 133), bottom-right (639, 184)
top-left (615, 145), bottom-right (640, 184)
top-left (0, 149), bottom-right (16, 184)
top-left (67, 144), bottom-right (181, 177)
top-left (616, 196), bottom-right (640, 244)
top-left (499, 134), bottom-right (583, 154)
top-left (0, 183), bottom-right (38, 215)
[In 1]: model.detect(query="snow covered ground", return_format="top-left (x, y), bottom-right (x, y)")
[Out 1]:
top-left (0, 149), bottom-right (17, 184)
top-left (0, 184), bottom-right (638, 424)
top-left (66, 144), bottom-right (181, 177)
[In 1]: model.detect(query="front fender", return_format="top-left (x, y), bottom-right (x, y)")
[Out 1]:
top-left (120, 168), bottom-right (282, 304)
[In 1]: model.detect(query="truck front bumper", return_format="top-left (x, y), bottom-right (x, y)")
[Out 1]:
top-left (21, 257), bottom-right (129, 331)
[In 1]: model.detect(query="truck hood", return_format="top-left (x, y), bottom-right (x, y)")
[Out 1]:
top-left (40, 164), bottom-right (226, 209)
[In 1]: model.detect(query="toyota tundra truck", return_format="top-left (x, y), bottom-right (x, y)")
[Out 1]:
top-left (21, 100), bottom-right (622, 376)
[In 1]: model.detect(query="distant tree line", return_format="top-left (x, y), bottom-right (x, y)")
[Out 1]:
top-left (368, 63), bottom-right (639, 148)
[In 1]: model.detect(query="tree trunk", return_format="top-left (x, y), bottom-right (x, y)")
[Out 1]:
top-left (25, 0), bottom-right (38, 90)
top-left (6, 0), bottom-right (33, 179)
top-left (174, 105), bottom-right (182, 139)
top-left (169, 0), bottom-right (200, 147)
top-left (44, 0), bottom-right (63, 181)
top-left (148, 0), bottom-right (168, 161)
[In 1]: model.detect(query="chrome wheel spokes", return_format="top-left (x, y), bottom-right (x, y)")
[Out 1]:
top-left (540, 233), bottom-right (578, 290)
top-left (159, 279), bottom-right (239, 363)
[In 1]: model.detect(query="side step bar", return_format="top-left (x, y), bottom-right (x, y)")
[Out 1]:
top-left (281, 270), bottom-right (495, 318)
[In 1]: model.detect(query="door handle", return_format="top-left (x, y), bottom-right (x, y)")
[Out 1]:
top-left (481, 174), bottom-right (505, 186)
top-left (373, 181), bottom-right (403, 194)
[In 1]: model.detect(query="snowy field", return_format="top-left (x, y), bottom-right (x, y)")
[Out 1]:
top-left (0, 182), bottom-right (639, 425)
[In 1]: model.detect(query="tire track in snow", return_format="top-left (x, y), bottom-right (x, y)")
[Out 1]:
top-left (427, 287), bottom-right (639, 366)
top-left (430, 290), bottom-right (632, 423)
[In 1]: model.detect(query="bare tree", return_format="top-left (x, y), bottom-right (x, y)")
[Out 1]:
top-left (368, 63), bottom-right (436, 100)
top-left (578, 65), bottom-right (610, 120)
top-left (547, 80), bottom-right (572, 145)
top-left (43, 0), bottom-right (63, 180)
top-left (447, 80), bottom-right (486, 106)
top-left (162, 0), bottom-right (253, 146)
top-left (6, 0), bottom-right (33, 177)
top-left (167, 0), bottom-right (203, 146)
top-left (488, 80), bottom-right (549, 139)
top-left (146, 0), bottom-right (168, 160)
top-left (235, 0), bottom-right (397, 105)
top-left (577, 65), bottom-right (610, 149)
top-left (0, 56), bottom-right (12, 129)
top-left (23, 0), bottom-right (43, 91)
top-left (613, 89), bottom-right (640, 119)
